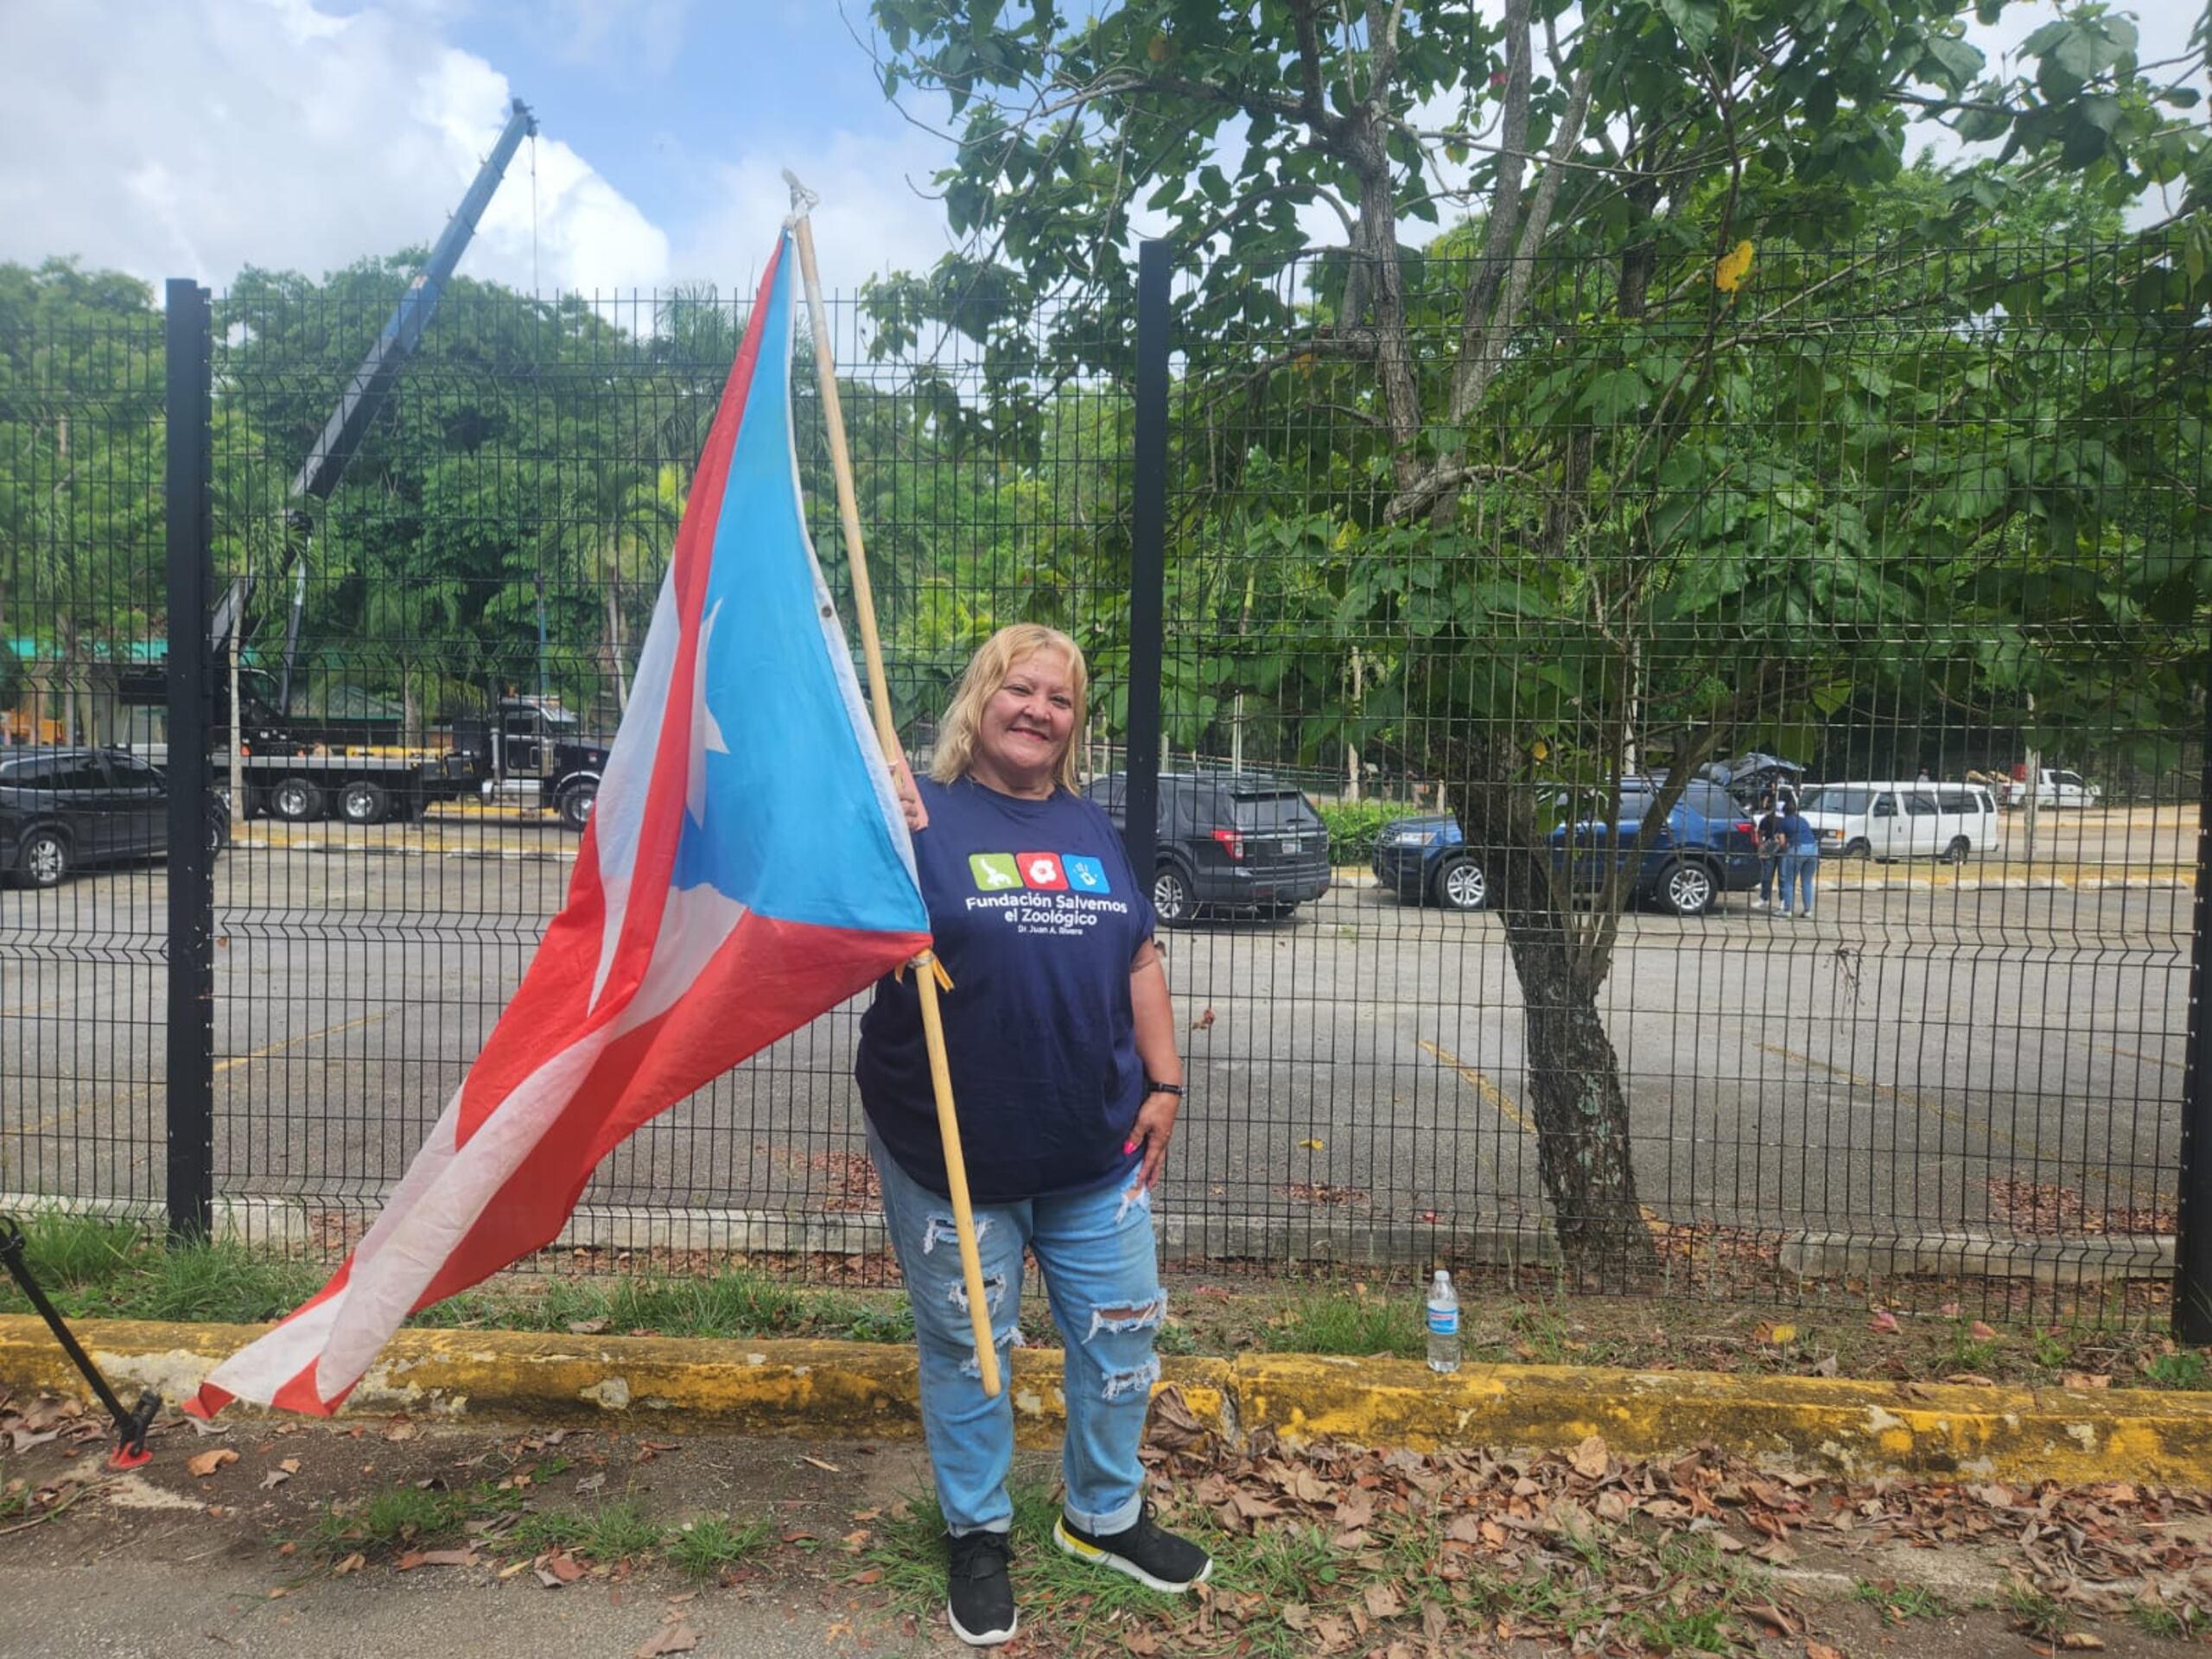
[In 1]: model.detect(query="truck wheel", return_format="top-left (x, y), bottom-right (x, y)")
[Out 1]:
top-left (1842, 837), bottom-right (1872, 859)
top-left (339, 781), bottom-right (391, 825)
top-left (19, 829), bottom-right (69, 889)
top-left (1943, 836), bottom-right (1971, 865)
top-left (207, 809), bottom-right (231, 855)
top-left (557, 782), bottom-right (596, 831)
top-left (271, 778), bottom-right (324, 823)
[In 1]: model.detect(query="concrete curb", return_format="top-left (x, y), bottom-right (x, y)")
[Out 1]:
top-left (6, 1317), bottom-right (2212, 1487)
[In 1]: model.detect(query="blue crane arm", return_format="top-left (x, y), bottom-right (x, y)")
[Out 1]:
top-left (288, 97), bottom-right (539, 504)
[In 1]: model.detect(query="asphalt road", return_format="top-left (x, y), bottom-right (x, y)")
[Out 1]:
top-left (1, 805), bottom-right (2190, 1256)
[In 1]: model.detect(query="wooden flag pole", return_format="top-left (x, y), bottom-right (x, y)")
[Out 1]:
top-left (786, 180), bottom-right (1001, 1399)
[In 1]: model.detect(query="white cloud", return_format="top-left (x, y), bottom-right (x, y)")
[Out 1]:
top-left (676, 127), bottom-right (962, 293)
top-left (0, 0), bottom-right (670, 296)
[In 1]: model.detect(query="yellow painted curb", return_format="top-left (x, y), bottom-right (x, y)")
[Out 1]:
top-left (3, 1318), bottom-right (2209, 1486)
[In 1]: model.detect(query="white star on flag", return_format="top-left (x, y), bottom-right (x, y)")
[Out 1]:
top-left (688, 597), bottom-right (728, 823)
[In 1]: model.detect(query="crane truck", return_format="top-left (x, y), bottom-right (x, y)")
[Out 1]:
top-left (126, 99), bottom-right (540, 826)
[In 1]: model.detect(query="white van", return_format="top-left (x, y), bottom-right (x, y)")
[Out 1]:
top-left (1796, 781), bottom-right (2004, 863)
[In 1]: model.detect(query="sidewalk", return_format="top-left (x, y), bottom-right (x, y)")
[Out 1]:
top-left (6, 1318), bottom-right (2212, 1656)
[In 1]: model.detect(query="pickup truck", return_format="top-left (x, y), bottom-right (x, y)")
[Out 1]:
top-left (2001, 767), bottom-right (2101, 810)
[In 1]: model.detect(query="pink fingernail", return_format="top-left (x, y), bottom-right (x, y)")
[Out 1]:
top-left (1122, 1139), bottom-right (1138, 1154)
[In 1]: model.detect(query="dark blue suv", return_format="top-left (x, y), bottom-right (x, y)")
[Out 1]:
top-left (1372, 814), bottom-right (1491, 910)
top-left (1549, 777), bottom-right (1758, 915)
top-left (1375, 778), bottom-right (1758, 917)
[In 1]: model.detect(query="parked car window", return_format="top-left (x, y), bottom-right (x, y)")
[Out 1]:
top-left (0, 756), bottom-right (60, 787)
top-left (1936, 790), bottom-right (1978, 812)
top-left (1905, 791), bottom-right (1940, 816)
top-left (1683, 782), bottom-right (1738, 817)
top-left (107, 754), bottom-right (164, 787)
top-left (2057, 771), bottom-right (2086, 789)
top-left (1229, 791), bottom-right (1315, 831)
top-left (50, 759), bottom-right (109, 791)
top-left (1801, 786), bottom-right (1873, 814)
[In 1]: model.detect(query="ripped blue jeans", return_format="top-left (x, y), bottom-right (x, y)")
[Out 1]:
top-left (868, 1125), bottom-right (1164, 1538)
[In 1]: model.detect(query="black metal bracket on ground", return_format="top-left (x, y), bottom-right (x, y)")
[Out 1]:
top-left (0, 1218), bottom-right (160, 1469)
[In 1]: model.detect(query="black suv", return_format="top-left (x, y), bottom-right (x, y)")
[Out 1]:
top-left (1, 746), bottom-right (226, 888)
top-left (1085, 771), bottom-right (1332, 925)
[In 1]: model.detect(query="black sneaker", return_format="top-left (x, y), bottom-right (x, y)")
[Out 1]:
top-left (945, 1529), bottom-right (1017, 1647)
top-left (1053, 1504), bottom-right (1211, 1592)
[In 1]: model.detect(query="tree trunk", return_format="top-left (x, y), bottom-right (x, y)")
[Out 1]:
top-left (603, 580), bottom-right (630, 717)
top-left (1433, 743), bottom-right (1660, 1282)
top-left (1503, 925), bottom-right (1656, 1283)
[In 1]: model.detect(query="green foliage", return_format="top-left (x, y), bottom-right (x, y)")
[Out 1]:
top-left (1313, 798), bottom-right (1406, 864)
top-left (666, 1514), bottom-right (776, 1581)
top-left (2144, 1349), bottom-right (2209, 1389)
top-left (1264, 1292), bottom-right (1425, 1358)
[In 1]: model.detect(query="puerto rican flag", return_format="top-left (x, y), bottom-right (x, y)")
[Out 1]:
top-left (187, 230), bottom-right (931, 1418)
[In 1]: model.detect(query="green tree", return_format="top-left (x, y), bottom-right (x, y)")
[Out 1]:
top-left (866, 0), bottom-right (2211, 1274)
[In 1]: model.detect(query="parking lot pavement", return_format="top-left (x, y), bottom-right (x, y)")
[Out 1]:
top-left (1, 823), bottom-right (2187, 1257)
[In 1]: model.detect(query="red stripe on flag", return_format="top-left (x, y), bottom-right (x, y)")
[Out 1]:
top-left (454, 243), bottom-right (786, 1146)
top-left (417, 912), bottom-right (925, 1312)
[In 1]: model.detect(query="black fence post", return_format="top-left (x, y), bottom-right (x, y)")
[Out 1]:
top-left (1122, 239), bottom-right (1169, 885)
top-left (2178, 677), bottom-right (2212, 1343)
top-left (164, 279), bottom-right (216, 1243)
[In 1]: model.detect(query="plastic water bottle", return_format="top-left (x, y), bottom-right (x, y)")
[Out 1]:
top-left (1425, 1268), bottom-right (1460, 1374)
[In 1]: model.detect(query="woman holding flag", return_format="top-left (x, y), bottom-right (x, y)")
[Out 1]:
top-left (861, 622), bottom-right (1211, 1647)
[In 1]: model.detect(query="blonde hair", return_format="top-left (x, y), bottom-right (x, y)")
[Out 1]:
top-left (931, 624), bottom-right (1088, 791)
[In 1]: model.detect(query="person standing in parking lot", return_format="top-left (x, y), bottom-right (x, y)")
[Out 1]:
top-left (1777, 791), bottom-right (1821, 919)
top-left (860, 622), bottom-right (1210, 1648)
top-left (1751, 789), bottom-right (1785, 910)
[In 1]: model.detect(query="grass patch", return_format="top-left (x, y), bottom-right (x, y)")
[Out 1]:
top-left (1262, 1292), bottom-right (1421, 1357)
top-left (1854, 1578), bottom-right (1948, 1624)
top-left (2145, 1350), bottom-right (2209, 1390)
top-left (666, 1514), bottom-right (776, 1582)
top-left (2128, 1598), bottom-right (2204, 1638)
top-left (312, 1485), bottom-right (475, 1554)
top-left (1999, 1579), bottom-right (2068, 1640)
top-left (511, 1502), bottom-right (666, 1562)
top-left (3, 1212), bottom-right (145, 1293)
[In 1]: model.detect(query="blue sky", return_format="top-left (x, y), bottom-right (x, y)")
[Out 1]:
top-left (0, 0), bottom-right (2200, 304)
top-left (0, 0), bottom-right (969, 298)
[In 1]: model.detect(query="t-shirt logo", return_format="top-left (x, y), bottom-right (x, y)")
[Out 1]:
top-left (1063, 855), bottom-right (1109, 893)
top-left (1019, 852), bottom-right (1069, 890)
top-left (969, 853), bottom-right (1022, 890)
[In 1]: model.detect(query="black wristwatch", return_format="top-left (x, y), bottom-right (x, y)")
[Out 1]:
top-left (1144, 1079), bottom-right (1185, 1098)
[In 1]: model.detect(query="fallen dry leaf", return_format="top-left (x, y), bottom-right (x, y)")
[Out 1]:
top-left (258, 1469), bottom-right (291, 1491)
top-left (332, 1552), bottom-right (366, 1576)
top-left (1870, 1309), bottom-right (1901, 1334)
top-left (1970, 1319), bottom-right (2000, 1340)
top-left (1570, 1435), bottom-right (1611, 1481)
top-left (567, 1319), bottom-right (611, 1336)
top-left (396, 1548), bottom-right (480, 1570)
top-left (634, 1623), bottom-right (700, 1657)
top-left (1808, 1644), bottom-right (1845, 1659)
top-left (1190, 1007), bottom-right (1215, 1031)
top-left (2063, 1372), bottom-right (2113, 1391)
top-left (187, 1448), bottom-right (238, 1478)
top-left (2057, 1637), bottom-right (2106, 1651)
top-left (800, 1456), bottom-right (842, 1474)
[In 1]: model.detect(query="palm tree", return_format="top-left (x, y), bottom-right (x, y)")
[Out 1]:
top-left (550, 458), bottom-right (677, 719)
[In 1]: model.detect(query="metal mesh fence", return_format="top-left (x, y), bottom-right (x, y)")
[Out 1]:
top-left (0, 276), bottom-right (170, 1216)
top-left (1, 237), bottom-right (2204, 1326)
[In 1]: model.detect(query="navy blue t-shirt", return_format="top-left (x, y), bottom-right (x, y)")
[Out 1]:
top-left (855, 776), bottom-right (1157, 1202)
